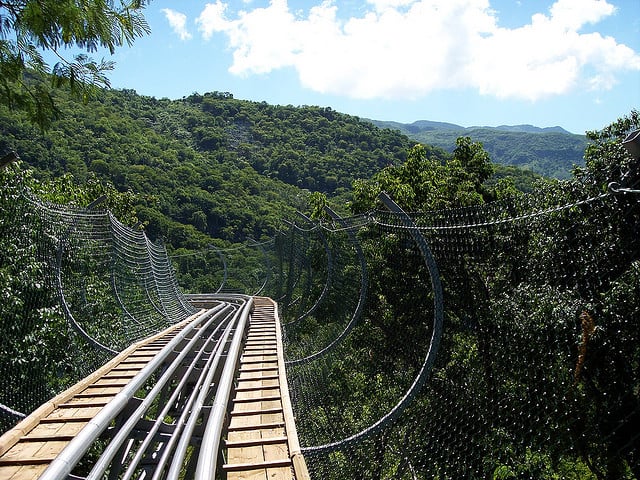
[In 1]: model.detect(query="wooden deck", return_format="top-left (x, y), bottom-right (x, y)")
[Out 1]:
top-left (224, 297), bottom-right (309, 480)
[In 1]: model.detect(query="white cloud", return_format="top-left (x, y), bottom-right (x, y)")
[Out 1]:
top-left (196, 2), bottom-right (229, 40)
top-left (162, 8), bottom-right (192, 41)
top-left (194, 0), bottom-right (640, 101)
top-left (549, 0), bottom-right (616, 31)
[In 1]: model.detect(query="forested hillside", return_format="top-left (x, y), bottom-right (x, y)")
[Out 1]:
top-left (1, 85), bottom-right (544, 295)
top-left (371, 119), bottom-right (588, 178)
top-left (0, 88), bottom-right (415, 246)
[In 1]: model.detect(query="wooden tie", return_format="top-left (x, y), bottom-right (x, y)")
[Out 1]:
top-left (223, 297), bottom-right (309, 480)
top-left (0, 298), bottom-right (310, 480)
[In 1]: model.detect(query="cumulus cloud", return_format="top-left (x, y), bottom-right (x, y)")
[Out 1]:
top-left (162, 8), bottom-right (192, 41)
top-left (195, 0), bottom-right (640, 101)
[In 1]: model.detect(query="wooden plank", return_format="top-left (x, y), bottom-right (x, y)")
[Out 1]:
top-left (236, 378), bottom-right (280, 389)
top-left (111, 362), bottom-right (148, 370)
top-left (231, 407), bottom-right (283, 417)
top-left (233, 399), bottom-right (281, 412)
top-left (225, 436), bottom-right (288, 448)
top-left (58, 399), bottom-right (112, 408)
top-left (241, 354), bottom-right (278, 360)
top-left (272, 298), bottom-right (311, 480)
top-left (226, 467), bottom-right (268, 480)
top-left (0, 442), bottom-right (44, 463)
top-left (0, 463), bottom-right (48, 480)
top-left (75, 386), bottom-right (121, 395)
top-left (91, 379), bottom-right (130, 387)
top-left (239, 366), bottom-right (278, 373)
top-left (223, 459), bottom-right (292, 471)
top-left (238, 373), bottom-right (280, 381)
top-left (240, 356), bottom-right (278, 364)
top-left (46, 406), bottom-right (103, 420)
top-left (223, 298), bottom-right (298, 480)
top-left (233, 395), bottom-right (281, 403)
top-left (223, 297), bottom-right (308, 480)
top-left (0, 465), bottom-right (22, 480)
top-left (227, 426), bottom-right (285, 439)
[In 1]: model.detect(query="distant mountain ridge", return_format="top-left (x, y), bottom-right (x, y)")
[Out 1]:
top-left (369, 119), bottom-right (586, 178)
top-left (487, 124), bottom-right (571, 134)
top-left (376, 119), bottom-right (573, 135)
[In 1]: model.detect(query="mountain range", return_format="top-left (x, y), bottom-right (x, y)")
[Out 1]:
top-left (369, 119), bottom-right (588, 179)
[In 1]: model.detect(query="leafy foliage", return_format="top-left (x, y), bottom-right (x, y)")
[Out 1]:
top-left (0, 0), bottom-right (150, 129)
top-left (0, 86), bottom-right (419, 293)
top-left (290, 110), bottom-right (640, 479)
top-left (0, 160), bottom-right (146, 429)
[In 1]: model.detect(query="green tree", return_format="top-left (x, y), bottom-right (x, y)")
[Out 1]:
top-left (350, 141), bottom-right (495, 213)
top-left (453, 136), bottom-right (494, 187)
top-left (1, 159), bottom-right (156, 430)
top-left (335, 117), bottom-right (640, 478)
top-left (0, 0), bottom-right (150, 129)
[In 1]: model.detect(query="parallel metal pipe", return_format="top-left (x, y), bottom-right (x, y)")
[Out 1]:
top-left (195, 296), bottom-right (253, 479)
top-left (85, 305), bottom-right (232, 479)
top-left (38, 304), bottom-right (226, 480)
top-left (150, 312), bottom-right (237, 480)
top-left (164, 311), bottom-right (239, 480)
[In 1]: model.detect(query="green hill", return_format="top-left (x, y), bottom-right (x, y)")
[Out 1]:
top-left (1, 86), bottom-right (550, 260)
top-left (0, 89), bottom-right (416, 247)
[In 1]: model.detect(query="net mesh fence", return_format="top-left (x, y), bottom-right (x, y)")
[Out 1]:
top-left (272, 179), bottom-right (640, 479)
top-left (172, 238), bottom-right (273, 296)
top-left (1, 134), bottom-right (639, 479)
top-left (0, 166), bottom-right (196, 433)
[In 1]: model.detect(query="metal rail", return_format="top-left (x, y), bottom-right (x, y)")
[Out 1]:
top-left (195, 296), bottom-right (252, 478)
top-left (0, 311), bottom-right (201, 478)
top-left (286, 205), bottom-right (368, 366)
top-left (302, 192), bottom-right (444, 454)
top-left (0, 295), bottom-right (311, 480)
top-left (33, 295), bottom-right (252, 480)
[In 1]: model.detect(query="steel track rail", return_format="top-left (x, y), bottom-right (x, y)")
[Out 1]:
top-left (0, 296), bottom-right (257, 480)
top-left (36, 301), bottom-right (233, 480)
top-left (0, 308), bottom-right (208, 479)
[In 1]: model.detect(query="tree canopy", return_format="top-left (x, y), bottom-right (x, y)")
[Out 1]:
top-left (0, 0), bottom-right (150, 129)
top-left (305, 111), bottom-right (640, 479)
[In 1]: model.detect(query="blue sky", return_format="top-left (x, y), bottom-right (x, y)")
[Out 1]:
top-left (73, 0), bottom-right (639, 134)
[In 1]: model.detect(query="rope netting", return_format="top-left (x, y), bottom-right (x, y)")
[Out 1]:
top-left (0, 166), bottom-right (196, 433)
top-left (272, 179), bottom-right (640, 478)
top-left (172, 238), bottom-right (273, 296)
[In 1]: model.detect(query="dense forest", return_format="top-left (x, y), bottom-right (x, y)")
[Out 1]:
top-left (281, 110), bottom-right (640, 479)
top-left (1, 79), bottom-right (638, 480)
top-left (1, 3), bottom-right (638, 478)
top-left (0, 88), bottom-right (413, 243)
top-left (0, 86), bottom-right (542, 275)
top-left (2, 100), bottom-right (638, 478)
